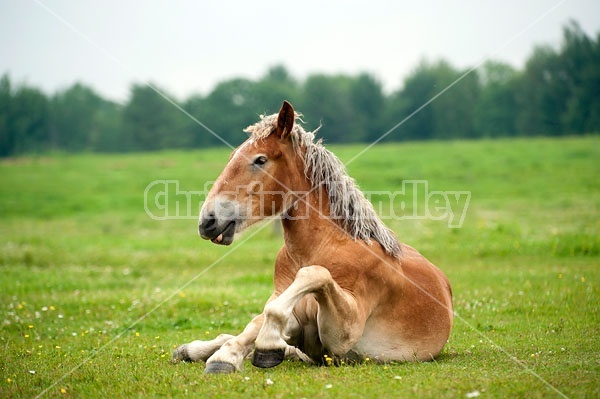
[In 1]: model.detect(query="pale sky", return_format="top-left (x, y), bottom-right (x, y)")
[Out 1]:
top-left (1, 0), bottom-right (599, 103)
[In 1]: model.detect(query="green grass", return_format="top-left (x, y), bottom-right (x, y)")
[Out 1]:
top-left (1, 136), bottom-right (599, 398)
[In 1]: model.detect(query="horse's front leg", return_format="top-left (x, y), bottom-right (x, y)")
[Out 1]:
top-left (173, 292), bottom-right (277, 373)
top-left (173, 334), bottom-right (234, 363)
top-left (173, 313), bottom-right (266, 373)
top-left (253, 265), bottom-right (367, 368)
top-left (207, 311), bottom-right (272, 373)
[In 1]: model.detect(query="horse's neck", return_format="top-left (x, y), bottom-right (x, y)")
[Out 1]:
top-left (281, 187), bottom-right (344, 264)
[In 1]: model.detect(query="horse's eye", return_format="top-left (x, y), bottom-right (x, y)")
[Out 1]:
top-left (253, 155), bottom-right (268, 166)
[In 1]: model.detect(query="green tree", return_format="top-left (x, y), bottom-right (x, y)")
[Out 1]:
top-left (89, 100), bottom-right (124, 152)
top-left (475, 61), bottom-right (518, 136)
top-left (182, 95), bottom-right (215, 148)
top-left (384, 60), bottom-right (479, 141)
top-left (560, 21), bottom-right (600, 133)
top-left (0, 75), bottom-right (51, 156)
top-left (0, 75), bottom-right (12, 156)
top-left (350, 73), bottom-right (385, 142)
top-left (515, 45), bottom-right (568, 136)
top-left (385, 62), bottom-right (438, 141)
top-left (51, 83), bottom-right (103, 151)
top-left (182, 67), bottom-right (302, 150)
top-left (196, 78), bottom-right (259, 147)
top-left (301, 74), bottom-right (362, 143)
top-left (253, 65), bottom-right (302, 116)
top-left (122, 83), bottom-right (188, 151)
top-left (430, 62), bottom-right (480, 139)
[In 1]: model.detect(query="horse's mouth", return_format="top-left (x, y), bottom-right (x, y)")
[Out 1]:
top-left (210, 221), bottom-right (236, 246)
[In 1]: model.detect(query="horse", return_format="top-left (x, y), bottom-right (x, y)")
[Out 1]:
top-left (173, 101), bottom-right (453, 373)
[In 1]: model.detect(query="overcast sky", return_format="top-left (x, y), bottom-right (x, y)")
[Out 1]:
top-left (1, 0), bottom-right (599, 103)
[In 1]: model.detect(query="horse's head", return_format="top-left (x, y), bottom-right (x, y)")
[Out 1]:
top-left (198, 101), bottom-right (302, 245)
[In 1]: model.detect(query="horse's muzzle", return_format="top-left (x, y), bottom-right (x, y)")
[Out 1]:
top-left (198, 218), bottom-right (236, 246)
top-left (198, 200), bottom-right (238, 245)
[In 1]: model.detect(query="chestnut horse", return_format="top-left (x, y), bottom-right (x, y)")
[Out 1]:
top-left (173, 101), bottom-right (453, 373)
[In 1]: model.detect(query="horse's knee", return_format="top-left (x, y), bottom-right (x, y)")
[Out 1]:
top-left (262, 266), bottom-right (331, 325)
top-left (214, 333), bottom-right (234, 342)
top-left (296, 265), bottom-right (332, 288)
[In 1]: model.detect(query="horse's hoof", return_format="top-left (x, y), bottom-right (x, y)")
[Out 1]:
top-left (172, 345), bottom-right (191, 362)
top-left (205, 361), bottom-right (236, 374)
top-left (252, 348), bottom-right (285, 368)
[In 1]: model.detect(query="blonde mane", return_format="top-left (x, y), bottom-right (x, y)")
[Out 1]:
top-left (244, 114), bottom-right (401, 258)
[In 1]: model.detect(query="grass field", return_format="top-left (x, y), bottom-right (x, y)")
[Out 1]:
top-left (1, 136), bottom-right (598, 398)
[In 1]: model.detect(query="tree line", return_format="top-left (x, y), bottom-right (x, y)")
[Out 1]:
top-left (1, 21), bottom-right (598, 157)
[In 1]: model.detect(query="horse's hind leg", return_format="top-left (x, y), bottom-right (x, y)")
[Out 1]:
top-left (253, 265), bottom-right (366, 368)
top-left (173, 334), bottom-right (234, 362)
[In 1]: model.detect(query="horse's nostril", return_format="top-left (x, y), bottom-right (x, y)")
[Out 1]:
top-left (203, 212), bottom-right (216, 229)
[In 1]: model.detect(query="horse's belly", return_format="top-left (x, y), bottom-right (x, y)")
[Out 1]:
top-left (351, 333), bottom-right (417, 363)
top-left (351, 324), bottom-right (445, 362)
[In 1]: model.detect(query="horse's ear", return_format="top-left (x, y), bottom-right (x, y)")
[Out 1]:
top-left (275, 100), bottom-right (295, 139)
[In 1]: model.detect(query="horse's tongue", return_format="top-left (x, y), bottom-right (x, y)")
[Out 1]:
top-left (212, 234), bottom-right (223, 244)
